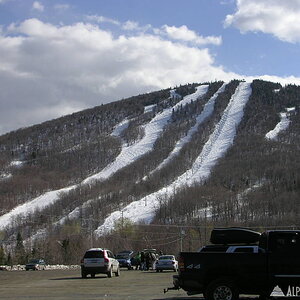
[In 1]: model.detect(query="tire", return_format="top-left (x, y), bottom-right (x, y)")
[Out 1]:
top-left (107, 268), bottom-right (113, 278)
top-left (115, 267), bottom-right (120, 277)
top-left (91, 273), bottom-right (95, 278)
top-left (205, 278), bottom-right (238, 300)
top-left (81, 271), bottom-right (87, 279)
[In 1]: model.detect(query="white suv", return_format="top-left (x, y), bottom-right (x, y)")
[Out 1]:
top-left (81, 248), bottom-right (120, 278)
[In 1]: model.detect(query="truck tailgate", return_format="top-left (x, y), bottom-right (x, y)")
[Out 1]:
top-left (179, 252), bottom-right (268, 294)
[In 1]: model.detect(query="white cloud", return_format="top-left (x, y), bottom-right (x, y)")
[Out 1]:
top-left (0, 18), bottom-right (299, 135)
top-left (32, 1), bottom-right (44, 12)
top-left (86, 15), bottom-right (120, 26)
top-left (122, 20), bottom-right (139, 31)
top-left (54, 4), bottom-right (70, 12)
top-left (122, 20), bottom-right (152, 32)
top-left (225, 0), bottom-right (300, 43)
top-left (0, 18), bottom-right (235, 134)
top-left (155, 25), bottom-right (222, 46)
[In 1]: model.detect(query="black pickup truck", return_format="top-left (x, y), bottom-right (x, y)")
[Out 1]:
top-left (166, 228), bottom-right (300, 300)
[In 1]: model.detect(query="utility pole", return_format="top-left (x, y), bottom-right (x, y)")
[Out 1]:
top-left (180, 229), bottom-right (185, 252)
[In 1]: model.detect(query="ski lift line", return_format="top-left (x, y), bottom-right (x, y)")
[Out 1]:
top-left (6, 211), bottom-right (299, 231)
top-left (150, 238), bottom-right (182, 247)
top-left (111, 236), bottom-right (183, 246)
top-left (106, 234), bottom-right (182, 243)
top-left (11, 211), bottom-right (299, 231)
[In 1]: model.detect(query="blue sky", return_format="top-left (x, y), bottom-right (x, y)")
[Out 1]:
top-left (1, 0), bottom-right (300, 134)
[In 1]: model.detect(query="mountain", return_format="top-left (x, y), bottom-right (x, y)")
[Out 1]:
top-left (0, 79), bottom-right (299, 264)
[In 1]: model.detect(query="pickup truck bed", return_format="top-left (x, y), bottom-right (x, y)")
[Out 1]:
top-left (168, 229), bottom-right (300, 300)
top-left (176, 252), bottom-right (268, 296)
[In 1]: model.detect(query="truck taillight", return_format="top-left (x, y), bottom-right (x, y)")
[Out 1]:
top-left (104, 252), bottom-right (109, 264)
top-left (80, 258), bottom-right (83, 264)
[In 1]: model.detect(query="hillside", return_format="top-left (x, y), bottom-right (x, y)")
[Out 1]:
top-left (0, 79), bottom-right (300, 264)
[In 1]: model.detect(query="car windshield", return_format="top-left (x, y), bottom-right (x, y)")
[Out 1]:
top-left (84, 251), bottom-right (104, 258)
top-left (159, 256), bottom-right (174, 260)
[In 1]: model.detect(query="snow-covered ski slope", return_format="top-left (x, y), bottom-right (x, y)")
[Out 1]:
top-left (95, 82), bottom-right (252, 236)
top-left (0, 186), bottom-right (76, 230)
top-left (0, 85), bottom-right (208, 230)
top-left (265, 108), bottom-right (294, 140)
top-left (58, 84), bottom-right (220, 225)
top-left (149, 83), bottom-right (227, 176)
top-left (82, 84), bottom-right (209, 184)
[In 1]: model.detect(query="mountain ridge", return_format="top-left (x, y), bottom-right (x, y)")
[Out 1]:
top-left (0, 79), bottom-right (300, 263)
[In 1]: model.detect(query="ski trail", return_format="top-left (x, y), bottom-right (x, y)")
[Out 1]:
top-left (0, 186), bottom-right (76, 229)
top-left (82, 85), bottom-right (209, 184)
top-left (57, 85), bottom-right (212, 226)
top-left (0, 85), bottom-right (208, 230)
top-left (95, 81), bottom-right (252, 236)
top-left (265, 109), bottom-right (293, 140)
top-left (148, 83), bottom-right (227, 177)
top-left (55, 85), bottom-right (209, 225)
top-left (111, 118), bottom-right (130, 137)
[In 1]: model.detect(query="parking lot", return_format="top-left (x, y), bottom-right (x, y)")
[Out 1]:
top-left (0, 268), bottom-right (191, 300)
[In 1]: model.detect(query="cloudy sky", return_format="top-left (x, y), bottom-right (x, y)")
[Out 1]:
top-left (1, 0), bottom-right (300, 135)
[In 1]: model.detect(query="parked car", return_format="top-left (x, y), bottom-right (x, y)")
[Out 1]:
top-left (25, 259), bottom-right (46, 271)
top-left (155, 255), bottom-right (178, 272)
top-left (80, 248), bottom-right (120, 278)
top-left (116, 250), bottom-right (134, 270)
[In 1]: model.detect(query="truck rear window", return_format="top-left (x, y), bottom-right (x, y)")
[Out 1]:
top-left (84, 251), bottom-right (104, 258)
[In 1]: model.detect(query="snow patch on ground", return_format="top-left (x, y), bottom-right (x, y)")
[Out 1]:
top-left (265, 111), bottom-right (291, 140)
top-left (95, 82), bottom-right (252, 236)
top-left (9, 160), bottom-right (23, 167)
top-left (0, 173), bottom-right (12, 181)
top-left (0, 265), bottom-right (80, 271)
top-left (144, 104), bottom-right (157, 114)
top-left (111, 118), bottom-right (130, 136)
top-left (170, 89), bottom-right (182, 100)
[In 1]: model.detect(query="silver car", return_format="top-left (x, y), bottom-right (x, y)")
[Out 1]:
top-left (81, 248), bottom-right (120, 278)
top-left (155, 255), bottom-right (178, 272)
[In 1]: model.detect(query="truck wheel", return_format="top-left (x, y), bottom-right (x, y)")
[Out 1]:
top-left (81, 271), bottom-right (87, 279)
top-left (206, 278), bottom-right (238, 300)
